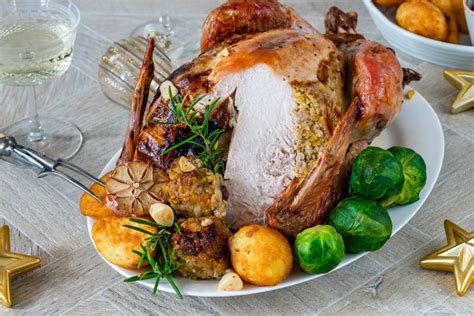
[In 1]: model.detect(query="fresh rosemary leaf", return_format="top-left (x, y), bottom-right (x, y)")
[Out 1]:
top-left (146, 247), bottom-right (158, 272)
top-left (161, 134), bottom-right (199, 155)
top-left (132, 249), bottom-right (143, 256)
top-left (157, 91), bottom-right (227, 174)
top-left (173, 222), bottom-right (181, 233)
top-left (124, 272), bottom-right (158, 282)
top-left (153, 274), bottom-right (161, 295)
top-left (203, 98), bottom-right (220, 133)
top-left (165, 274), bottom-right (183, 300)
top-left (124, 276), bottom-right (141, 283)
top-left (157, 239), bottom-right (169, 266)
top-left (123, 224), bottom-right (155, 236)
top-left (129, 218), bottom-right (166, 229)
top-left (124, 218), bottom-right (183, 299)
top-left (131, 249), bottom-right (147, 268)
top-left (185, 95), bottom-right (205, 116)
top-left (151, 121), bottom-right (180, 125)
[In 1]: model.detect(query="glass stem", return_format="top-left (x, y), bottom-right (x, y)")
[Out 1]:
top-left (27, 85), bottom-right (45, 142)
top-left (160, 13), bottom-right (173, 37)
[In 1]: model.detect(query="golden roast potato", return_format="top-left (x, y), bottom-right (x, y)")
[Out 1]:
top-left (92, 217), bottom-right (157, 269)
top-left (80, 172), bottom-right (116, 219)
top-left (431, 0), bottom-right (454, 13)
top-left (396, 0), bottom-right (448, 41)
top-left (228, 225), bottom-right (292, 286)
top-left (374, 0), bottom-right (406, 6)
top-left (430, 0), bottom-right (459, 43)
top-left (452, 0), bottom-right (469, 33)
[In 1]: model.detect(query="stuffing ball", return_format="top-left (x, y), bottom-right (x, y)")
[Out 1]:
top-left (167, 156), bottom-right (227, 218)
top-left (171, 217), bottom-right (232, 279)
top-left (229, 225), bottom-right (293, 286)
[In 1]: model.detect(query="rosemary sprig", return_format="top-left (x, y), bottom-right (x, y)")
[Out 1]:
top-left (155, 89), bottom-right (226, 174)
top-left (124, 218), bottom-right (183, 299)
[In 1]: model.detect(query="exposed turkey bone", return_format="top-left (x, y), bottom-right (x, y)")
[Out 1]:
top-left (402, 68), bottom-right (422, 86)
top-left (325, 6), bottom-right (358, 34)
top-left (323, 6), bottom-right (364, 44)
top-left (118, 38), bottom-right (155, 165)
top-left (265, 98), bottom-right (362, 238)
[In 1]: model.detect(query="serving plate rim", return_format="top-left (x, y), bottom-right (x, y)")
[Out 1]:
top-left (87, 88), bottom-right (444, 297)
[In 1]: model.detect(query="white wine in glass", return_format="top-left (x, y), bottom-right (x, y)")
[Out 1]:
top-left (0, 0), bottom-right (81, 159)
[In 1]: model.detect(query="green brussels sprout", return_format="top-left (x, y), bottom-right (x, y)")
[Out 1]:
top-left (380, 147), bottom-right (427, 208)
top-left (295, 225), bottom-right (345, 274)
top-left (327, 196), bottom-right (392, 253)
top-left (349, 147), bottom-right (404, 201)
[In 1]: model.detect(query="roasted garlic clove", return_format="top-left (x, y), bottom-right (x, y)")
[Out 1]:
top-left (150, 203), bottom-right (175, 227)
top-left (178, 156), bottom-right (196, 173)
top-left (201, 217), bottom-right (214, 227)
top-left (217, 271), bottom-right (243, 291)
top-left (160, 80), bottom-right (178, 100)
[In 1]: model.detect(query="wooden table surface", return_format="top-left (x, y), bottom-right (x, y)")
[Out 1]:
top-left (0, 0), bottom-right (473, 314)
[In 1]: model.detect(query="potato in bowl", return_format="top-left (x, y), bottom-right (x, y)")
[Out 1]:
top-left (395, 0), bottom-right (448, 41)
top-left (374, 0), bottom-right (470, 44)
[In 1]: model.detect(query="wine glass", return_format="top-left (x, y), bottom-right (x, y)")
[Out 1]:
top-left (131, 9), bottom-right (199, 64)
top-left (0, 0), bottom-right (81, 159)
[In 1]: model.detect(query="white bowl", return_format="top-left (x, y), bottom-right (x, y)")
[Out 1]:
top-left (465, 0), bottom-right (474, 44)
top-left (363, 0), bottom-right (474, 70)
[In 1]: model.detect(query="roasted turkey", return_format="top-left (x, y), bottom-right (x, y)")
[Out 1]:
top-left (119, 0), bottom-right (420, 238)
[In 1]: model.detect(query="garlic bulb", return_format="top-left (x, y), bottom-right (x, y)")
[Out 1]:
top-left (149, 203), bottom-right (175, 227)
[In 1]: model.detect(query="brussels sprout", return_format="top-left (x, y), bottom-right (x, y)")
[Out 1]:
top-left (380, 147), bottom-right (427, 207)
top-left (349, 147), bottom-right (404, 201)
top-left (327, 196), bottom-right (392, 253)
top-left (295, 225), bottom-right (345, 274)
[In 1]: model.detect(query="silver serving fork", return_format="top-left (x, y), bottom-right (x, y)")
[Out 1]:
top-left (0, 135), bottom-right (104, 202)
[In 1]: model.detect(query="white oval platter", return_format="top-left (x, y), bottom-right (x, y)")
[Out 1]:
top-left (87, 87), bottom-right (444, 297)
top-left (363, 0), bottom-right (474, 70)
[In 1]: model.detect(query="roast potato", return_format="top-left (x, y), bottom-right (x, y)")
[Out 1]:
top-left (396, 0), bottom-right (448, 41)
top-left (80, 172), bottom-right (116, 218)
top-left (444, 13), bottom-right (460, 43)
top-left (374, 0), bottom-right (406, 6)
top-left (92, 217), bottom-right (157, 269)
top-left (452, 0), bottom-right (469, 33)
top-left (431, 0), bottom-right (459, 43)
top-left (229, 225), bottom-right (292, 286)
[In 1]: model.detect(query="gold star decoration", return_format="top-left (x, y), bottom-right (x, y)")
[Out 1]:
top-left (443, 70), bottom-right (474, 114)
top-left (420, 220), bottom-right (473, 296)
top-left (0, 225), bottom-right (41, 307)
